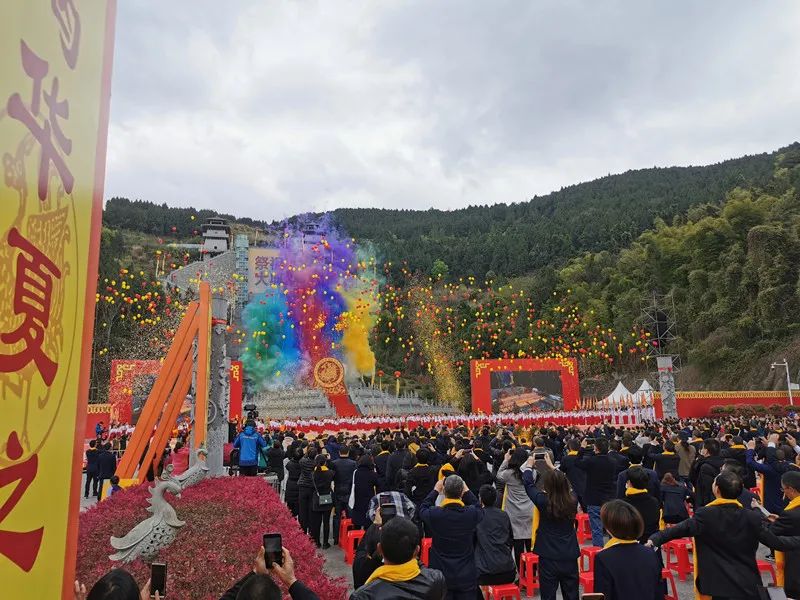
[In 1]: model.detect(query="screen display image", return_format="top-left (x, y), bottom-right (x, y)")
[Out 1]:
top-left (490, 370), bottom-right (564, 413)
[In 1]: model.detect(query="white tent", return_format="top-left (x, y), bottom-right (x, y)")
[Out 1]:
top-left (603, 381), bottom-right (632, 408)
top-left (634, 380), bottom-right (655, 406)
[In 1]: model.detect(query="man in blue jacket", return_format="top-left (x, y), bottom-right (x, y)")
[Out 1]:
top-left (420, 474), bottom-right (484, 600)
top-left (234, 419), bottom-right (267, 476)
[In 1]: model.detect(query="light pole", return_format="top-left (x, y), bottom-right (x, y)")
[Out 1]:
top-left (771, 359), bottom-right (794, 406)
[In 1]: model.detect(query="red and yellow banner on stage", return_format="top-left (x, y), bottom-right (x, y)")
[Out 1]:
top-left (230, 360), bottom-right (243, 420)
top-left (0, 2), bottom-right (116, 597)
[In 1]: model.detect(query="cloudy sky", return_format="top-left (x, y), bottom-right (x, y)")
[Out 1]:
top-left (105, 1), bottom-right (800, 221)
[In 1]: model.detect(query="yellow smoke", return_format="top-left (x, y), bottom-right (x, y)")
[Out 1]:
top-left (339, 288), bottom-right (377, 375)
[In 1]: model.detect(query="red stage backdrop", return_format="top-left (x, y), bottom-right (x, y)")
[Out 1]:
top-left (230, 360), bottom-right (243, 420)
top-left (108, 359), bottom-right (161, 423)
top-left (471, 358), bottom-right (580, 414)
top-left (674, 391), bottom-right (792, 417)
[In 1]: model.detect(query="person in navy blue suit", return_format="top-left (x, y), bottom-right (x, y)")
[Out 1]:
top-left (593, 500), bottom-right (664, 600)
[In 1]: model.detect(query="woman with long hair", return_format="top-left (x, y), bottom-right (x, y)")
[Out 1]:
top-left (350, 454), bottom-right (380, 529)
top-left (523, 454), bottom-right (580, 600)
top-left (297, 445), bottom-right (318, 535)
top-left (496, 447), bottom-right (534, 570)
top-left (309, 453), bottom-right (335, 548)
top-left (660, 472), bottom-right (690, 524)
top-left (284, 447), bottom-right (302, 518)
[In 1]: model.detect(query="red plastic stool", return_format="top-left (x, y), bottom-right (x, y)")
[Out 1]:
top-left (344, 529), bottom-right (364, 565)
top-left (579, 572), bottom-right (594, 593)
top-left (338, 517), bottom-right (353, 545)
top-left (661, 568), bottom-right (678, 600)
top-left (519, 552), bottom-right (539, 595)
top-left (421, 537), bottom-right (432, 567)
top-left (663, 538), bottom-right (693, 582)
top-left (580, 546), bottom-right (602, 573)
top-left (757, 559), bottom-right (777, 585)
top-left (487, 583), bottom-right (521, 599)
top-left (575, 513), bottom-right (592, 544)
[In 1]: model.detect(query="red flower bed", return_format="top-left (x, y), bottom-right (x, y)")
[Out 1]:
top-left (77, 477), bottom-right (348, 599)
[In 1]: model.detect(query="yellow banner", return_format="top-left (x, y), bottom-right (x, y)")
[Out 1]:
top-left (0, 2), bottom-right (116, 598)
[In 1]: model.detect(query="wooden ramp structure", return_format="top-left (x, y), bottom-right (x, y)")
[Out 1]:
top-left (116, 282), bottom-right (211, 483)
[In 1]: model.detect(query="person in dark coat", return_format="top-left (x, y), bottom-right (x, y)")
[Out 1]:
top-left (374, 441), bottom-right (391, 488)
top-left (97, 443), bottom-right (117, 498)
top-left (660, 472), bottom-right (690, 524)
top-left (324, 435), bottom-right (341, 461)
top-left (297, 446), bottom-right (317, 535)
top-left (558, 439), bottom-right (586, 511)
top-left (648, 440), bottom-right (681, 480)
top-left (404, 449), bottom-right (439, 508)
top-left (622, 468), bottom-right (661, 544)
top-left (455, 451), bottom-right (493, 497)
top-left (309, 454), bottom-right (335, 548)
top-left (85, 439), bottom-right (100, 498)
top-left (284, 449), bottom-right (302, 518)
top-left (420, 474), bottom-right (484, 600)
top-left (747, 436), bottom-right (795, 514)
top-left (350, 516), bottom-right (446, 600)
top-left (594, 500), bottom-right (664, 600)
top-left (616, 445), bottom-right (659, 500)
top-left (474, 485), bottom-right (517, 588)
top-left (767, 470), bottom-right (800, 599)
top-left (220, 546), bottom-right (320, 600)
top-left (386, 439), bottom-right (412, 491)
top-left (331, 446), bottom-right (358, 544)
top-left (576, 437), bottom-right (617, 547)
top-left (692, 438), bottom-right (725, 507)
top-left (721, 436), bottom-right (756, 488)
top-left (649, 471), bottom-right (800, 600)
top-left (522, 455), bottom-right (580, 600)
top-left (351, 455), bottom-right (381, 530)
top-left (266, 441), bottom-right (286, 485)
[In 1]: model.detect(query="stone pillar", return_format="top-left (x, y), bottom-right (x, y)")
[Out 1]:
top-left (205, 298), bottom-right (230, 476)
top-left (657, 356), bottom-right (677, 418)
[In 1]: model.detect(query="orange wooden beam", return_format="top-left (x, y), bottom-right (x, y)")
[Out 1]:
top-left (116, 301), bottom-right (199, 478)
top-left (193, 281), bottom-right (211, 450)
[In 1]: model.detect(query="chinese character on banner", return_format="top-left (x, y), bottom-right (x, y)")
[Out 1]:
top-left (51, 0), bottom-right (81, 69)
top-left (6, 40), bottom-right (74, 202)
top-left (0, 228), bottom-right (62, 385)
top-left (0, 431), bottom-right (42, 572)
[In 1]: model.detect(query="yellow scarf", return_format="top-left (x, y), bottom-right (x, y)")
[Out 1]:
top-left (438, 464), bottom-right (454, 480)
top-left (440, 498), bottom-right (465, 508)
top-left (695, 498), bottom-right (743, 599)
top-left (415, 463), bottom-right (429, 468)
top-left (625, 488), bottom-right (648, 496)
top-left (728, 444), bottom-right (746, 449)
top-left (316, 465), bottom-right (329, 471)
top-left (661, 451), bottom-right (675, 455)
top-left (365, 558), bottom-right (421, 584)
top-left (603, 537), bottom-right (638, 549)
top-left (567, 451), bottom-right (578, 456)
top-left (776, 496), bottom-right (800, 587)
top-left (409, 443), bottom-right (420, 453)
top-left (621, 446), bottom-right (630, 452)
top-left (378, 450), bottom-right (389, 456)
top-left (529, 504), bottom-right (541, 548)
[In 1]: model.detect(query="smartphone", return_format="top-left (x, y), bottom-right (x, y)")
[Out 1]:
top-left (380, 503), bottom-right (397, 523)
top-left (380, 493), bottom-right (393, 505)
top-left (150, 562), bottom-right (166, 597)
top-left (263, 533), bottom-right (283, 568)
top-left (533, 452), bottom-right (547, 461)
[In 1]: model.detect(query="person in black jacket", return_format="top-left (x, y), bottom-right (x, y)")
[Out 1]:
top-left (660, 472), bottom-right (690, 524)
top-left (266, 441), bottom-right (286, 491)
top-left (721, 436), bottom-right (756, 488)
top-left (622, 468), bottom-right (661, 544)
top-left (310, 454), bottom-right (335, 548)
top-left (767, 470), bottom-right (800, 599)
top-left (615, 445), bottom-right (660, 501)
top-left (405, 449), bottom-right (439, 509)
top-left (220, 546), bottom-right (319, 600)
top-left (575, 437), bottom-right (617, 547)
top-left (374, 441), bottom-right (391, 488)
top-left (420, 475), bottom-right (484, 599)
top-left (522, 455), bottom-right (580, 600)
top-left (284, 448), bottom-right (302, 518)
top-left (386, 439), bottom-right (412, 491)
top-left (297, 446), bottom-right (317, 535)
top-left (352, 455), bottom-right (381, 530)
top-left (474, 485), bottom-right (517, 589)
top-left (332, 446), bottom-right (358, 544)
top-left (692, 438), bottom-right (725, 507)
top-left (97, 442), bottom-right (117, 498)
top-left (594, 500), bottom-right (664, 600)
top-left (648, 440), bottom-right (681, 480)
top-left (85, 440), bottom-right (100, 498)
top-left (558, 439), bottom-right (586, 511)
top-left (350, 516), bottom-right (446, 600)
top-left (649, 471), bottom-right (800, 600)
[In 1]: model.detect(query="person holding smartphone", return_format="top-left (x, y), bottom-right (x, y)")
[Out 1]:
top-left (220, 546), bottom-right (319, 600)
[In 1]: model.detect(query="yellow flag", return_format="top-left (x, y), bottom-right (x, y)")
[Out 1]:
top-left (1, 2), bottom-right (116, 597)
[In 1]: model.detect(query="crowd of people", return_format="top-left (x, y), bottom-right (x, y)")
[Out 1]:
top-left (83, 412), bottom-right (800, 599)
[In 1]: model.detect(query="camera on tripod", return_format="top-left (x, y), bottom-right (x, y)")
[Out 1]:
top-left (244, 403), bottom-right (258, 420)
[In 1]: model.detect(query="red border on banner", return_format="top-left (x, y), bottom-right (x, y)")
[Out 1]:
top-left (470, 358), bottom-right (580, 414)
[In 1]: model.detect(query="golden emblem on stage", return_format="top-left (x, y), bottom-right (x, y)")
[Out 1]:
top-left (314, 357), bottom-right (345, 391)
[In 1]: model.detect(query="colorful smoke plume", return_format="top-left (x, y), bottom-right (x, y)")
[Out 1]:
top-left (241, 221), bottom-right (380, 390)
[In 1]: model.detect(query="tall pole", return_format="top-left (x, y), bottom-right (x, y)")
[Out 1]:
top-left (784, 359), bottom-right (794, 406)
